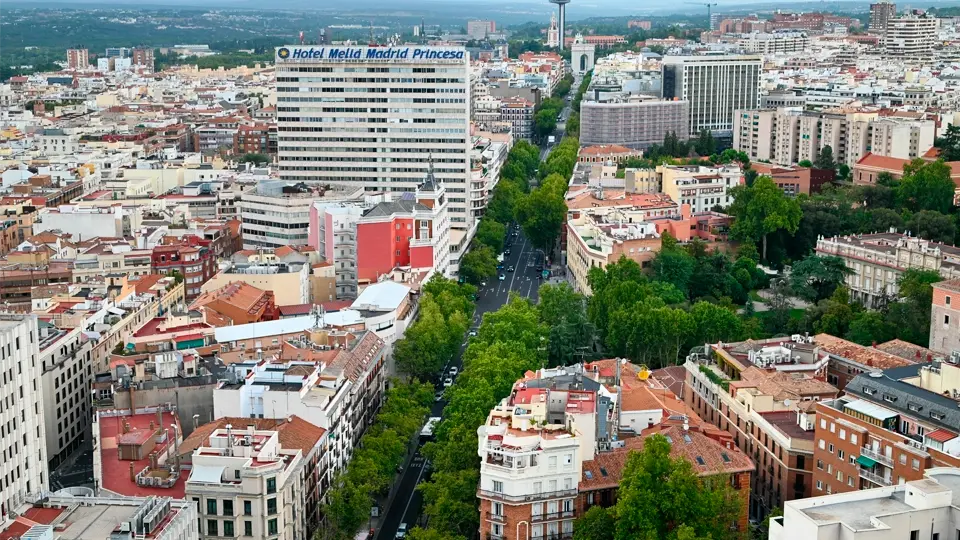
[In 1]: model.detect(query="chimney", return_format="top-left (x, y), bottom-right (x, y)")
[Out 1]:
top-left (149, 421), bottom-right (155, 431)
top-left (129, 462), bottom-right (136, 481)
top-left (156, 407), bottom-right (162, 427)
top-left (123, 421), bottom-right (130, 434)
top-left (927, 353), bottom-right (933, 363)
top-left (682, 416), bottom-right (689, 432)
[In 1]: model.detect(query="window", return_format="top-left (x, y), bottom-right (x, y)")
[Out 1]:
top-left (816, 480), bottom-right (823, 490)
top-left (224, 521), bottom-right (234, 536)
top-left (828, 443), bottom-right (834, 454)
top-left (243, 501), bottom-right (252, 516)
top-left (268, 519), bottom-right (278, 536)
top-left (820, 418), bottom-right (826, 429)
top-left (207, 499), bottom-right (218, 515)
top-left (207, 520), bottom-right (218, 536)
top-left (838, 450), bottom-right (844, 460)
top-left (492, 502), bottom-right (503, 517)
top-left (493, 480), bottom-right (503, 493)
top-left (912, 458), bottom-right (920, 470)
top-left (851, 434), bottom-right (857, 445)
top-left (818, 439), bottom-right (825, 450)
top-left (816, 459), bottom-right (824, 470)
top-left (910, 531), bottom-right (919, 540)
top-left (223, 500), bottom-right (233, 516)
top-left (267, 498), bottom-right (277, 515)
top-left (901, 453), bottom-right (907, 465)
top-left (266, 477), bottom-right (276, 494)
top-left (244, 521), bottom-right (253, 537)
top-left (945, 314), bottom-right (951, 326)
top-left (839, 429), bottom-right (846, 440)
top-left (947, 296), bottom-right (952, 306)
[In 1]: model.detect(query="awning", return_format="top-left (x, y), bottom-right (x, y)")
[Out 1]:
top-left (927, 428), bottom-right (957, 443)
top-left (189, 464), bottom-right (225, 484)
top-left (856, 455), bottom-right (877, 468)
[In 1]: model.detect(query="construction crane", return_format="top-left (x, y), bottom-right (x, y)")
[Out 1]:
top-left (688, 2), bottom-right (719, 28)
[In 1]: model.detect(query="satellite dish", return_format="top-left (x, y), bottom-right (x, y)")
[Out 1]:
top-left (783, 399), bottom-right (792, 407)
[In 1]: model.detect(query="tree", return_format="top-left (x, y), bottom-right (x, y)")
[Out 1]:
top-left (846, 311), bottom-right (896, 346)
top-left (907, 210), bottom-right (956, 244)
top-left (459, 245), bottom-right (498, 284)
top-left (165, 269), bottom-right (184, 285)
top-left (797, 159), bottom-right (813, 168)
top-left (689, 301), bottom-right (743, 346)
top-left (865, 208), bottom-right (903, 232)
top-left (896, 159), bottom-right (956, 214)
top-left (937, 123), bottom-right (960, 161)
top-left (837, 163), bottom-right (850, 180)
top-left (789, 254), bottom-right (853, 303)
top-left (693, 130), bottom-right (717, 156)
top-left (728, 176), bottom-right (802, 261)
top-left (394, 297), bottom-right (453, 380)
top-left (540, 283), bottom-right (595, 366)
top-left (574, 506), bottom-right (615, 540)
top-left (238, 152), bottom-right (269, 164)
top-left (814, 145), bottom-right (835, 170)
top-left (486, 180), bottom-right (521, 223)
top-left (514, 184), bottom-right (567, 253)
top-left (474, 219), bottom-right (506, 253)
top-left (651, 247), bottom-right (695, 296)
top-left (613, 434), bottom-right (744, 540)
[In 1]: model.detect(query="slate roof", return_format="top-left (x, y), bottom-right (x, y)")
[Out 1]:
top-left (844, 365), bottom-right (960, 433)
top-left (362, 199), bottom-right (431, 218)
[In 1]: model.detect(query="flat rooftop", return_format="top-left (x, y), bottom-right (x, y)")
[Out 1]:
top-left (98, 410), bottom-right (186, 498)
top-left (801, 491), bottom-right (913, 530)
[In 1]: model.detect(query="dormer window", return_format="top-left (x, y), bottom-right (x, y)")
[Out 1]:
top-left (908, 403), bottom-right (922, 412)
top-left (862, 386), bottom-right (876, 395)
top-left (931, 411), bottom-right (946, 421)
top-left (882, 394), bottom-right (897, 403)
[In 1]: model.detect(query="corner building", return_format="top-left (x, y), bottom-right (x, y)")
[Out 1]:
top-left (275, 46), bottom-right (477, 246)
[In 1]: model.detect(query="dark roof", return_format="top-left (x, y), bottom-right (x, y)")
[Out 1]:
top-left (362, 199), bottom-right (431, 218)
top-left (844, 364), bottom-right (960, 433)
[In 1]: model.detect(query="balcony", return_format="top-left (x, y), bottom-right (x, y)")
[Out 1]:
top-left (532, 510), bottom-right (576, 523)
top-left (477, 488), bottom-right (577, 504)
top-left (859, 447), bottom-right (893, 467)
top-left (859, 468), bottom-right (893, 486)
top-left (485, 512), bottom-right (506, 523)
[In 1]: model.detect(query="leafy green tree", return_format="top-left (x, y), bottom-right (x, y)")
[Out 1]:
top-left (846, 311), bottom-right (896, 346)
top-left (864, 208), bottom-right (903, 232)
top-left (689, 301), bottom-right (743, 346)
top-left (475, 219), bottom-right (506, 253)
top-left (486, 180), bottom-right (521, 223)
top-left (797, 159), bottom-right (813, 168)
top-left (613, 434), bottom-right (744, 540)
top-left (459, 245), bottom-right (498, 284)
top-left (534, 108), bottom-right (558, 139)
top-left (815, 145), bottom-right (835, 170)
top-left (728, 176), bottom-right (802, 261)
top-left (514, 183), bottom-right (567, 253)
top-left (811, 287), bottom-right (858, 337)
top-left (651, 246), bottom-right (696, 296)
top-left (693, 130), bottom-right (717, 156)
top-left (907, 210), bottom-right (956, 244)
top-left (540, 283), bottom-right (595, 366)
top-left (937, 123), bottom-right (960, 161)
top-left (393, 297), bottom-right (454, 379)
top-left (238, 152), bottom-right (269, 164)
top-left (838, 163), bottom-right (850, 180)
top-left (896, 159), bottom-right (956, 214)
top-left (574, 506), bottom-right (616, 540)
top-left (789, 254), bottom-right (853, 303)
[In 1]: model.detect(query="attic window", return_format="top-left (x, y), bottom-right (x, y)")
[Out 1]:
top-left (696, 456), bottom-right (706, 466)
top-left (721, 452), bottom-right (731, 463)
top-left (862, 386), bottom-right (876, 395)
top-left (683, 435), bottom-right (693, 444)
top-left (908, 403), bottom-right (922, 412)
top-left (931, 411), bottom-right (946, 421)
top-left (599, 467), bottom-right (608, 477)
top-left (584, 470), bottom-right (593, 480)
top-left (882, 394), bottom-right (897, 403)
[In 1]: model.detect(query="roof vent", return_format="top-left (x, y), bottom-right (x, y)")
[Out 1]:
top-left (869, 371), bottom-right (883, 378)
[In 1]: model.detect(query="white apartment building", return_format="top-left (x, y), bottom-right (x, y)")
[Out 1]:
top-left (39, 324), bottom-right (93, 471)
top-left (736, 32), bottom-right (810, 54)
top-left (0, 315), bottom-right (49, 524)
top-left (659, 164), bottom-right (743, 213)
top-left (884, 13), bottom-right (939, 61)
top-left (186, 426), bottom-right (317, 540)
top-left (770, 468), bottom-right (960, 540)
top-left (660, 55), bottom-right (762, 137)
top-left (34, 204), bottom-right (142, 242)
top-left (275, 45), bottom-right (477, 237)
top-left (735, 108), bottom-right (936, 167)
top-left (213, 328), bottom-right (385, 477)
top-left (240, 181), bottom-right (363, 250)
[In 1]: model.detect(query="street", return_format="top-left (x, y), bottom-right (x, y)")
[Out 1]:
top-left (376, 226), bottom-right (543, 539)
top-left (539, 72), bottom-right (582, 162)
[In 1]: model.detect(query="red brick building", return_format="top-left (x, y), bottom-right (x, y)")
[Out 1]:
top-left (750, 163), bottom-right (835, 197)
top-left (234, 123), bottom-right (277, 157)
top-left (151, 238), bottom-right (216, 301)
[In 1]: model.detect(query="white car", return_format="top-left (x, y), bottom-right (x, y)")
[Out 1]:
top-left (449, 367), bottom-right (459, 377)
top-left (443, 377), bottom-right (453, 387)
top-left (396, 523), bottom-right (408, 538)
top-left (468, 329), bottom-right (477, 337)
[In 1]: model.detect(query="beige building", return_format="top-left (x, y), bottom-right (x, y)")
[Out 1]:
top-left (884, 13), bottom-right (939, 61)
top-left (624, 168), bottom-right (660, 194)
top-left (659, 163), bottom-right (743, 213)
top-left (816, 232), bottom-right (960, 308)
top-left (185, 422), bottom-right (326, 540)
top-left (735, 108), bottom-right (935, 167)
top-left (567, 213), bottom-right (662, 294)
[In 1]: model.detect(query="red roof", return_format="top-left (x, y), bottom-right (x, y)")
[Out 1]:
top-left (927, 428), bottom-right (957, 443)
top-left (98, 410), bottom-right (186, 498)
top-left (855, 152), bottom-right (911, 172)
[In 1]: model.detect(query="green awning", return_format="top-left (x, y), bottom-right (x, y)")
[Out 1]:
top-left (856, 455), bottom-right (877, 468)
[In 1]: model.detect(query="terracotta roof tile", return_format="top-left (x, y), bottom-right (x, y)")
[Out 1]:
top-left (814, 333), bottom-right (919, 371)
top-left (854, 152), bottom-right (911, 172)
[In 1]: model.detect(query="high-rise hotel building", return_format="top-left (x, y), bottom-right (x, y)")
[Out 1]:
top-left (274, 45), bottom-right (478, 243)
top-left (661, 55), bottom-right (762, 139)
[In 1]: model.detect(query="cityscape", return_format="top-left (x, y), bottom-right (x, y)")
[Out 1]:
top-left (6, 0), bottom-right (960, 540)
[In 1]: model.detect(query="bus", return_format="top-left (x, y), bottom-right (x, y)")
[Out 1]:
top-left (420, 416), bottom-right (441, 440)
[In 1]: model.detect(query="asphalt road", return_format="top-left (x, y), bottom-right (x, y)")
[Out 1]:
top-left (376, 227), bottom-right (543, 540)
top-left (539, 72), bottom-right (581, 162)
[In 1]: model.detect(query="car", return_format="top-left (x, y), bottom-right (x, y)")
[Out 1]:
top-left (505, 249), bottom-right (511, 255)
top-left (480, 281), bottom-right (487, 287)
top-left (468, 329), bottom-right (477, 337)
top-left (507, 265), bottom-right (515, 272)
top-left (434, 391), bottom-right (444, 402)
top-left (449, 367), bottom-right (459, 377)
top-left (497, 264), bottom-right (504, 271)
top-left (396, 523), bottom-right (408, 538)
top-left (443, 377), bottom-right (453, 387)
top-left (499, 274), bottom-right (506, 281)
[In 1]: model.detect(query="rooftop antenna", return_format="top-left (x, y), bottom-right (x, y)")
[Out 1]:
top-left (369, 21), bottom-right (375, 46)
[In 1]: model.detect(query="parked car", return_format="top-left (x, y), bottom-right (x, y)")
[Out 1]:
top-left (468, 329), bottom-right (478, 337)
top-left (449, 367), bottom-right (459, 377)
top-left (396, 523), bottom-right (408, 538)
top-left (443, 377), bottom-right (453, 387)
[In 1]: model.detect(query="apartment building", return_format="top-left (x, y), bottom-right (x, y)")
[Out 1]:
top-left (814, 357), bottom-right (960, 500)
top-left (659, 164), bottom-right (743, 213)
top-left (33, 204), bottom-right (142, 242)
top-left (750, 163), bottom-right (834, 197)
top-left (151, 241), bottom-right (217, 301)
top-left (869, 1), bottom-right (897, 32)
top-left (852, 153), bottom-right (960, 186)
top-left (770, 468), bottom-right (960, 540)
top-left (242, 181), bottom-right (362, 251)
top-left (736, 32), bottom-right (810, 54)
top-left (39, 323), bottom-right (94, 470)
top-left (580, 97), bottom-right (690, 149)
top-left (930, 280), bottom-right (960, 354)
top-left (3, 493), bottom-right (199, 540)
top-left (884, 13), bottom-right (939, 61)
top-left (661, 55), bottom-right (762, 137)
top-left (66, 48), bottom-right (89, 70)
top-left (234, 124), bottom-right (277, 157)
top-left (734, 109), bottom-right (936, 167)
top-left (356, 172), bottom-right (451, 285)
top-left (184, 422), bottom-right (325, 540)
top-left (566, 214), bottom-right (662, 294)
top-left (0, 249), bottom-right (73, 310)
top-left (188, 282), bottom-right (278, 327)
top-left (213, 327), bottom-right (385, 481)
top-left (202, 260), bottom-right (310, 307)
top-left (0, 315), bottom-right (49, 525)
top-left (683, 337), bottom-right (841, 519)
top-left (815, 232), bottom-right (960, 308)
top-left (499, 97), bottom-right (535, 140)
